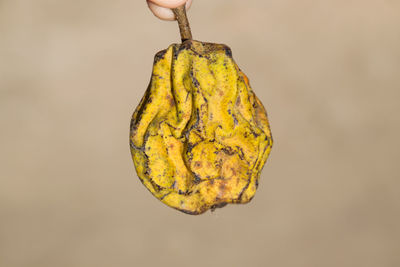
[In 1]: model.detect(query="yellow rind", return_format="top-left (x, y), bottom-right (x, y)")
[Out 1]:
top-left (130, 40), bottom-right (273, 215)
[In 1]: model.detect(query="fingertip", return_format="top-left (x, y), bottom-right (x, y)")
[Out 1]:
top-left (147, 1), bottom-right (176, 21)
top-left (147, 0), bottom-right (192, 21)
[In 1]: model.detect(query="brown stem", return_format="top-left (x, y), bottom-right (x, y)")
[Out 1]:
top-left (172, 5), bottom-right (192, 42)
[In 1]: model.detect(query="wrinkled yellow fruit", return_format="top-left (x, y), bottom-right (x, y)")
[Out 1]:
top-left (130, 40), bottom-right (272, 214)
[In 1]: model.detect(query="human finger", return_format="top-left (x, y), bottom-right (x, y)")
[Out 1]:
top-left (147, 0), bottom-right (192, 21)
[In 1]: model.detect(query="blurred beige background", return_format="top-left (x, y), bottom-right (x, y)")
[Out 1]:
top-left (1, 0), bottom-right (399, 266)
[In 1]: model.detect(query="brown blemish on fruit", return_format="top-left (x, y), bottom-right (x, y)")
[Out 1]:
top-left (194, 161), bottom-right (202, 168)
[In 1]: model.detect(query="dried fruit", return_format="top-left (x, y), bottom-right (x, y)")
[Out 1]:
top-left (130, 6), bottom-right (272, 214)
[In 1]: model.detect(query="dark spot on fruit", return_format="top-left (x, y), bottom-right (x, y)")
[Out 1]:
top-left (166, 95), bottom-right (175, 106)
top-left (154, 49), bottom-right (167, 63)
top-left (233, 114), bottom-right (238, 125)
top-left (160, 192), bottom-right (171, 200)
top-left (173, 48), bottom-right (179, 59)
top-left (193, 174), bottom-right (201, 184)
top-left (252, 130), bottom-right (260, 137)
top-left (236, 96), bottom-right (241, 106)
top-left (225, 48), bottom-right (232, 57)
top-left (194, 161), bottom-right (202, 168)
top-left (190, 70), bottom-right (200, 88)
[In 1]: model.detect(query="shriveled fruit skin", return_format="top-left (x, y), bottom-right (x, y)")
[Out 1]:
top-left (130, 40), bottom-right (272, 215)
